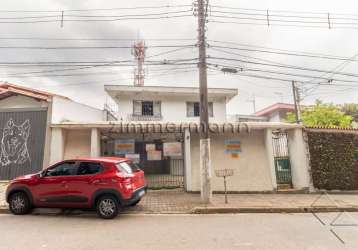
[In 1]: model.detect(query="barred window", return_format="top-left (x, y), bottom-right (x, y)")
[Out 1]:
top-left (187, 102), bottom-right (213, 117)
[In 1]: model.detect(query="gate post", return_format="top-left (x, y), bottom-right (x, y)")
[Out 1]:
top-left (287, 128), bottom-right (311, 191)
top-left (91, 128), bottom-right (101, 157)
top-left (264, 128), bottom-right (277, 191)
top-left (184, 128), bottom-right (192, 191)
top-left (49, 127), bottom-right (65, 164)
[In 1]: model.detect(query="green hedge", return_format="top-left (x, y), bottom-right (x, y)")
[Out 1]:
top-left (307, 131), bottom-right (358, 190)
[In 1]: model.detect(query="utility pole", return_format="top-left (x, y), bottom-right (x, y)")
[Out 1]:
top-left (247, 94), bottom-right (256, 113)
top-left (292, 81), bottom-right (301, 124)
top-left (197, 0), bottom-right (212, 203)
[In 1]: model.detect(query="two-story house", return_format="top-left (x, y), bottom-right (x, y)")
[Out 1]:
top-left (104, 85), bottom-right (236, 123)
top-left (102, 85), bottom-right (237, 188)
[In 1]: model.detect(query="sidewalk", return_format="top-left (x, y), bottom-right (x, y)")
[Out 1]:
top-left (2, 183), bottom-right (358, 214)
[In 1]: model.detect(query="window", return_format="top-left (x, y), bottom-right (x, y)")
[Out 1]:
top-left (142, 101), bottom-right (153, 116)
top-left (133, 100), bottom-right (161, 117)
top-left (116, 161), bottom-right (140, 174)
top-left (187, 102), bottom-right (214, 117)
top-left (45, 162), bottom-right (77, 176)
top-left (77, 162), bottom-right (103, 175)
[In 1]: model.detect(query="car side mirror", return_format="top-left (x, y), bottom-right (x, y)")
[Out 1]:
top-left (39, 170), bottom-right (46, 178)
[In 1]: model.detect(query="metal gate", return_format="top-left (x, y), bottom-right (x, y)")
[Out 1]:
top-left (0, 108), bottom-right (47, 180)
top-left (272, 131), bottom-right (292, 185)
top-left (144, 158), bottom-right (184, 189)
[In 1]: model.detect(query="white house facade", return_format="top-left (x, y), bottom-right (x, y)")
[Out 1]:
top-left (0, 83), bottom-right (313, 193)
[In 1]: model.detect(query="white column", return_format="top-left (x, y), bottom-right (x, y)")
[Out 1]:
top-left (264, 128), bottom-right (277, 190)
top-left (49, 127), bottom-right (65, 165)
top-left (91, 128), bottom-right (101, 157)
top-left (184, 128), bottom-right (192, 191)
top-left (288, 128), bottom-right (312, 190)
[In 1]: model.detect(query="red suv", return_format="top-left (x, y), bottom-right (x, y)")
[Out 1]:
top-left (5, 157), bottom-right (147, 219)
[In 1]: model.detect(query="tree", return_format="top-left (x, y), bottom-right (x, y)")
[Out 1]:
top-left (286, 100), bottom-right (352, 128)
top-left (340, 103), bottom-right (358, 122)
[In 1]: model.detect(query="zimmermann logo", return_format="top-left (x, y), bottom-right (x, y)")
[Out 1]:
top-left (106, 122), bottom-right (251, 134)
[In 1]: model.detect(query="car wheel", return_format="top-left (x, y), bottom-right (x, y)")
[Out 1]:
top-left (129, 199), bottom-right (141, 207)
top-left (96, 195), bottom-right (119, 219)
top-left (9, 192), bottom-right (31, 215)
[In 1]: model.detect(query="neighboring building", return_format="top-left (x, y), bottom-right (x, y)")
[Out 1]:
top-left (228, 114), bottom-right (268, 123)
top-left (254, 103), bottom-right (295, 122)
top-left (0, 82), bottom-right (112, 180)
top-left (104, 85), bottom-right (237, 122)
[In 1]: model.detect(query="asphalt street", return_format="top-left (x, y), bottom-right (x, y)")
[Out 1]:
top-left (0, 213), bottom-right (358, 250)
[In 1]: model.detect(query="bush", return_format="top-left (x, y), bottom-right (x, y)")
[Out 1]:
top-left (307, 131), bottom-right (358, 190)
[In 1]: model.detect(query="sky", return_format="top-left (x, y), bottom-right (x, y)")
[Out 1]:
top-left (1, 0), bottom-right (358, 115)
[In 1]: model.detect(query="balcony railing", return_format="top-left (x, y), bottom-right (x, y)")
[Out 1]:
top-left (128, 114), bottom-right (163, 121)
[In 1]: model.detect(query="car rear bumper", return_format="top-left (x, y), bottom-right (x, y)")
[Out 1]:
top-left (123, 186), bottom-right (147, 206)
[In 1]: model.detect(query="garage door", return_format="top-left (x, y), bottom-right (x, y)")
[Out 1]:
top-left (0, 108), bottom-right (47, 180)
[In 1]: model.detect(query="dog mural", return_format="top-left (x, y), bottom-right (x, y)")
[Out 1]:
top-left (0, 118), bottom-right (31, 167)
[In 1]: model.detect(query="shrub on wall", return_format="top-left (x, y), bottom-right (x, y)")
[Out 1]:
top-left (307, 131), bottom-right (358, 190)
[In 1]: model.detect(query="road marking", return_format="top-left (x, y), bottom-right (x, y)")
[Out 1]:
top-left (311, 212), bottom-right (326, 226)
top-left (330, 229), bottom-right (345, 244)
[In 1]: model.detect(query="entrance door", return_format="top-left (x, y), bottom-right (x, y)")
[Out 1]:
top-left (272, 131), bottom-right (292, 185)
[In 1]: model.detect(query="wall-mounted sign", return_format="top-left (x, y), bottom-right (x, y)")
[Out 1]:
top-left (147, 150), bottom-right (162, 161)
top-left (125, 153), bottom-right (140, 164)
top-left (115, 139), bottom-right (135, 155)
top-left (163, 142), bottom-right (182, 157)
top-left (146, 144), bottom-right (156, 152)
top-left (225, 140), bottom-right (241, 154)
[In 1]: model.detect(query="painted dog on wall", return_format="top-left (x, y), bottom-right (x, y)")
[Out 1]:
top-left (0, 118), bottom-right (31, 167)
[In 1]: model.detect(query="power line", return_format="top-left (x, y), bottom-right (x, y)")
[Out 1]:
top-left (0, 44), bottom-right (195, 50)
top-left (0, 4), bottom-right (193, 13)
top-left (208, 47), bottom-right (358, 85)
top-left (208, 64), bottom-right (358, 88)
top-left (0, 37), bottom-right (196, 41)
top-left (208, 40), bottom-right (358, 62)
top-left (0, 14), bottom-right (193, 24)
top-left (207, 56), bottom-right (358, 78)
top-left (0, 59), bottom-right (199, 76)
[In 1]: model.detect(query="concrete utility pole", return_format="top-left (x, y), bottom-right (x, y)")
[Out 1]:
top-left (292, 81), bottom-right (302, 124)
top-left (247, 94), bottom-right (256, 113)
top-left (197, 0), bottom-right (212, 203)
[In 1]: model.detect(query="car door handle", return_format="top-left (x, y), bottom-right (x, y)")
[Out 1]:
top-left (92, 179), bottom-right (100, 184)
top-left (61, 180), bottom-right (67, 186)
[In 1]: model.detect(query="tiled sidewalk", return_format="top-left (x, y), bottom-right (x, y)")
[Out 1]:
top-left (125, 189), bottom-right (358, 213)
top-left (2, 183), bottom-right (358, 213)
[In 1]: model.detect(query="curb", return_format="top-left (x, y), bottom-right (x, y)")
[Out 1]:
top-left (2, 206), bottom-right (358, 215)
top-left (0, 206), bottom-right (9, 214)
top-left (191, 206), bottom-right (358, 214)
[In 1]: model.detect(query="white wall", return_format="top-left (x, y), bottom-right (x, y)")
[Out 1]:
top-left (0, 95), bottom-right (48, 109)
top-left (63, 129), bottom-right (91, 159)
top-left (117, 95), bottom-right (227, 122)
top-left (189, 131), bottom-right (274, 192)
top-left (51, 96), bottom-right (105, 123)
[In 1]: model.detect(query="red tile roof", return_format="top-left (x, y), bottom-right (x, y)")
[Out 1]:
top-left (254, 103), bottom-right (295, 116)
top-left (0, 82), bottom-right (69, 101)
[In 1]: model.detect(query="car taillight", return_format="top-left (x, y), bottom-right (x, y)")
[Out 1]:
top-left (123, 177), bottom-right (133, 189)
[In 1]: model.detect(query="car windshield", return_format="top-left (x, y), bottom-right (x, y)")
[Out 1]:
top-left (116, 161), bottom-right (140, 174)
